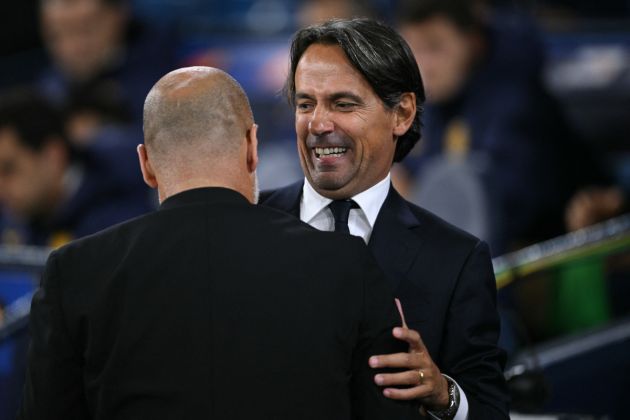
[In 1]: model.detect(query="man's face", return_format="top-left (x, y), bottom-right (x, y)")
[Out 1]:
top-left (401, 16), bottom-right (476, 103)
top-left (41, 0), bottom-right (126, 81)
top-left (0, 129), bottom-right (57, 219)
top-left (294, 43), bottom-right (398, 199)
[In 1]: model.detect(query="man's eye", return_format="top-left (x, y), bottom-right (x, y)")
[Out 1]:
top-left (296, 103), bottom-right (313, 111)
top-left (336, 102), bottom-right (356, 110)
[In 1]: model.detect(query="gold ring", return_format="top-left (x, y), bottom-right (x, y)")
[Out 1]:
top-left (418, 370), bottom-right (424, 384)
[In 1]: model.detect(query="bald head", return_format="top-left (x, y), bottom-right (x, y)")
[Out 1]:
top-left (143, 66), bottom-right (254, 167)
top-left (139, 67), bottom-right (259, 203)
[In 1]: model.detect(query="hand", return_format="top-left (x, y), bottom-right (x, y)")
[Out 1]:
top-left (565, 186), bottom-right (625, 231)
top-left (369, 327), bottom-right (450, 411)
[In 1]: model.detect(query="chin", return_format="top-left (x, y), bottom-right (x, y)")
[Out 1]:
top-left (311, 175), bottom-right (346, 192)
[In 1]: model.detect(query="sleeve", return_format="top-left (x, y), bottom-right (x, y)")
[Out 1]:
top-left (439, 241), bottom-right (510, 419)
top-left (349, 244), bottom-right (421, 420)
top-left (17, 251), bottom-right (89, 420)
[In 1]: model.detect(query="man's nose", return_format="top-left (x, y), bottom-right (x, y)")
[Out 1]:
top-left (308, 106), bottom-right (334, 136)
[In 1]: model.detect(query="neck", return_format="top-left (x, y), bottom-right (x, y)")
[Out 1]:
top-left (158, 176), bottom-right (254, 204)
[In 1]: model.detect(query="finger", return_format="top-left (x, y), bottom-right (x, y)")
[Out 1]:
top-left (383, 385), bottom-right (431, 400)
top-left (369, 351), bottom-right (421, 369)
top-left (394, 298), bottom-right (408, 328)
top-left (393, 327), bottom-right (426, 352)
top-left (374, 370), bottom-right (426, 387)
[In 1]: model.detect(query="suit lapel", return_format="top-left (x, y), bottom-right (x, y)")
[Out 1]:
top-left (368, 187), bottom-right (423, 293)
top-left (259, 181), bottom-right (303, 218)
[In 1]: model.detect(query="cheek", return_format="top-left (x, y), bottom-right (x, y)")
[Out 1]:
top-left (19, 161), bottom-right (41, 191)
top-left (362, 122), bottom-right (396, 162)
top-left (295, 115), bottom-right (309, 140)
top-left (295, 130), bottom-right (309, 157)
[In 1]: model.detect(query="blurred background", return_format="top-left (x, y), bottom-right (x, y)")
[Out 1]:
top-left (0, 0), bottom-right (629, 418)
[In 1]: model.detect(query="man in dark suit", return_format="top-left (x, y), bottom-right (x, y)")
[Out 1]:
top-left (261, 19), bottom-right (509, 419)
top-left (18, 67), bottom-right (420, 419)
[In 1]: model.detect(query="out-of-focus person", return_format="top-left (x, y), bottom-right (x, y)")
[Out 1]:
top-left (35, 0), bottom-right (177, 213)
top-left (0, 89), bottom-right (150, 248)
top-left (39, 0), bottom-right (177, 123)
top-left (396, 0), bottom-right (595, 253)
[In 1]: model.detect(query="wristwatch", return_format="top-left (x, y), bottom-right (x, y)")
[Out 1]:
top-left (428, 375), bottom-right (460, 419)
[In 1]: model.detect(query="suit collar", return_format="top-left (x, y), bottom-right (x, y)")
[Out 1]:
top-left (159, 187), bottom-right (249, 211)
top-left (375, 187), bottom-right (422, 230)
top-left (260, 181), bottom-right (303, 218)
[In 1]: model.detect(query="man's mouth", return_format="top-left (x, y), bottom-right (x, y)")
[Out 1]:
top-left (314, 147), bottom-right (348, 158)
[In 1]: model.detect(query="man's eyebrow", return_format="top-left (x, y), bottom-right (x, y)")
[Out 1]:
top-left (294, 91), bottom-right (364, 103)
top-left (295, 92), bottom-right (314, 101)
top-left (329, 92), bottom-right (364, 103)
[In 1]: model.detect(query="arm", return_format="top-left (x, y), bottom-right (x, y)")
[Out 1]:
top-left (18, 251), bottom-right (89, 420)
top-left (436, 241), bottom-right (509, 418)
top-left (369, 241), bottom-right (509, 419)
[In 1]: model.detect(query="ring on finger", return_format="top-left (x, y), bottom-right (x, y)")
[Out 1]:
top-left (417, 369), bottom-right (424, 384)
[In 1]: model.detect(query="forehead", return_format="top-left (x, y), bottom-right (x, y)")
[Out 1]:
top-left (295, 43), bottom-right (375, 96)
top-left (42, 0), bottom-right (107, 25)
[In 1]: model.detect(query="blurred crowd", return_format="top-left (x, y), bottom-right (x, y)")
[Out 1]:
top-left (0, 0), bottom-right (176, 247)
top-left (0, 0), bottom-right (629, 254)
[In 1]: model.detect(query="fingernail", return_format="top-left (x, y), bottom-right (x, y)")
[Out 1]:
top-left (383, 389), bottom-right (391, 397)
top-left (374, 375), bottom-right (383, 385)
top-left (369, 357), bottom-right (379, 367)
top-left (393, 327), bottom-right (402, 337)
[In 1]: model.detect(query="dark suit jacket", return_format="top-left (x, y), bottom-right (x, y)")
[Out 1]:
top-left (261, 182), bottom-right (510, 419)
top-left (18, 187), bottom-right (420, 420)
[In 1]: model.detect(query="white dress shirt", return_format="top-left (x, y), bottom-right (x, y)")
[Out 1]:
top-left (300, 173), bottom-right (391, 243)
top-left (299, 174), bottom-right (469, 420)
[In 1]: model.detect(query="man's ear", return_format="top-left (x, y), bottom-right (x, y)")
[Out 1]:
top-left (137, 144), bottom-right (158, 188)
top-left (393, 92), bottom-right (416, 137)
top-left (246, 123), bottom-right (259, 174)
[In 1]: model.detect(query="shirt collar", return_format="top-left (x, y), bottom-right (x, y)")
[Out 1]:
top-left (301, 173), bottom-right (391, 228)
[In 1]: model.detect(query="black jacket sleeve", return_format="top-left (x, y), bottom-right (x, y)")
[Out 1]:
top-left (17, 251), bottom-right (89, 420)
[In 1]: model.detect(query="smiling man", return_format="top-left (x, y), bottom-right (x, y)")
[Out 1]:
top-left (261, 18), bottom-right (509, 419)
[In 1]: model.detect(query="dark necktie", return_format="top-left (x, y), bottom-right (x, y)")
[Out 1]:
top-left (328, 200), bottom-right (358, 234)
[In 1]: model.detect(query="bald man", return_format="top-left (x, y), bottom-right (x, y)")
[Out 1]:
top-left (18, 67), bottom-right (420, 419)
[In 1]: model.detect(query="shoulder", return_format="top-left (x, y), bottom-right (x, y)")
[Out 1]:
top-left (384, 188), bottom-right (483, 254)
top-left (53, 210), bottom-right (157, 263)
top-left (409, 200), bottom-right (481, 248)
top-left (259, 181), bottom-right (303, 213)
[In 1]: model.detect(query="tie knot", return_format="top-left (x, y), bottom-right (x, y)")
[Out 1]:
top-left (328, 200), bottom-right (358, 234)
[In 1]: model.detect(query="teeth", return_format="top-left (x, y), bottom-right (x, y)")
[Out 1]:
top-left (315, 147), bottom-right (347, 157)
